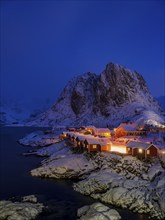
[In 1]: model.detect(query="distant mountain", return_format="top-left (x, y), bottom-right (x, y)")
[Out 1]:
top-left (0, 104), bottom-right (29, 126)
top-left (156, 96), bottom-right (165, 111)
top-left (0, 99), bottom-right (52, 126)
top-left (27, 62), bottom-right (165, 128)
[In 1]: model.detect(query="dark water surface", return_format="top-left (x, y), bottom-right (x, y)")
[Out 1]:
top-left (0, 127), bottom-right (151, 220)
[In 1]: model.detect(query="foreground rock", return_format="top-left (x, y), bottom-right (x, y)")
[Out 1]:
top-left (31, 152), bottom-right (97, 179)
top-left (0, 195), bottom-right (44, 220)
top-left (19, 130), bottom-right (60, 147)
top-left (74, 155), bottom-right (165, 220)
top-left (77, 202), bottom-right (121, 220)
top-left (21, 137), bottom-right (165, 219)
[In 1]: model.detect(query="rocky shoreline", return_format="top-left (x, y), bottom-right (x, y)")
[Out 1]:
top-left (0, 195), bottom-right (44, 220)
top-left (16, 131), bottom-right (165, 219)
top-left (0, 196), bottom-right (121, 220)
top-left (77, 202), bottom-right (121, 220)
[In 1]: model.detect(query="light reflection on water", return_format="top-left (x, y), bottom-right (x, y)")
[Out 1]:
top-left (0, 127), bottom-right (150, 220)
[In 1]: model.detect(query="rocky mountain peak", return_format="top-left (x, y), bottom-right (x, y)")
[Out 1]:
top-left (105, 62), bottom-right (122, 71)
top-left (28, 62), bottom-right (164, 127)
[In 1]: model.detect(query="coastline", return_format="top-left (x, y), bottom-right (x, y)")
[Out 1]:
top-left (0, 126), bottom-right (164, 220)
top-left (20, 127), bottom-right (165, 219)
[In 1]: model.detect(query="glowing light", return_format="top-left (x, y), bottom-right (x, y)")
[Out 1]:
top-left (138, 148), bottom-right (143, 153)
top-left (104, 133), bottom-right (110, 137)
top-left (147, 150), bottom-right (150, 154)
top-left (111, 145), bottom-right (127, 153)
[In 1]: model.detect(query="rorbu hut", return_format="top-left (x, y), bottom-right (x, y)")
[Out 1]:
top-left (94, 128), bottom-right (111, 137)
top-left (115, 123), bottom-right (146, 138)
top-left (83, 136), bottom-right (111, 152)
top-left (126, 141), bottom-right (159, 159)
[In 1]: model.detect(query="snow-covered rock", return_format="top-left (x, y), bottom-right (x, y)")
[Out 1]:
top-left (0, 195), bottom-right (44, 220)
top-left (19, 130), bottom-right (60, 147)
top-left (73, 154), bottom-right (165, 219)
top-left (73, 169), bottom-right (125, 196)
top-left (20, 136), bottom-right (165, 219)
top-left (27, 62), bottom-right (165, 128)
top-left (148, 164), bottom-right (164, 181)
top-left (77, 202), bottom-right (121, 220)
top-left (31, 153), bottom-right (97, 179)
top-left (22, 195), bottom-right (38, 204)
top-left (156, 175), bottom-right (165, 189)
top-left (26, 141), bottom-right (70, 159)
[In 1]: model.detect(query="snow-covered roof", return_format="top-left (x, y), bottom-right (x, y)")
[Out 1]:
top-left (85, 136), bottom-right (110, 145)
top-left (118, 123), bottom-right (138, 131)
top-left (76, 134), bottom-right (88, 141)
top-left (67, 132), bottom-right (86, 140)
top-left (95, 128), bottom-right (111, 133)
top-left (66, 131), bottom-right (110, 145)
top-left (85, 126), bottom-right (96, 130)
top-left (126, 141), bottom-right (158, 150)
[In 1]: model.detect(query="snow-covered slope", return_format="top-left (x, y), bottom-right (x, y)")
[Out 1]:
top-left (27, 62), bottom-right (165, 128)
top-left (0, 104), bottom-right (29, 126)
top-left (0, 99), bottom-right (52, 126)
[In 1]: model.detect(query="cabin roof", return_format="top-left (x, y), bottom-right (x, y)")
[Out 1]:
top-left (126, 141), bottom-right (158, 150)
top-left (118, 123), bottom-right (138, 131)
top-left (67, 131), bottom-right (110, 145)
top-left (68, 132), bottom-right (86, 141)
top-left (95, 128), bottom-right (111, 133)
top-left (85, 125), bottom-right (96, 129)
top-left (85, 136), bottom-right (110, 145)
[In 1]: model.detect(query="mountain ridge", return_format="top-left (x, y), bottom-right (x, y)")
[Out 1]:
top-left (27, 62), bottom-right (165, 128)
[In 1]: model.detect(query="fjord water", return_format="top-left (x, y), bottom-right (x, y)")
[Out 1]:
top-left (0, 127), bottom-right (150, 220)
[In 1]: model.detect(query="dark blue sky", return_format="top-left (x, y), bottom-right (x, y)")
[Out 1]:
top-left (1, 0), bottom-right (164, 110)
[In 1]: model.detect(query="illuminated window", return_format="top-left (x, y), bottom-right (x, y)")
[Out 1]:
top-left (147, 150), bottom-right (150, 155)
top-left (105, 133), bottom-right (110, 136)
top-left (127, 148), bottom-right (130, 151)
top-left (138, 148), bottom-right (143, 153)
top-left (93, 145), bottom-right (97, 149)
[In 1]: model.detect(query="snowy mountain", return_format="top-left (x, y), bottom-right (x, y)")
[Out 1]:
top-left (0, 103), bottom-right (29, 125)
top-left (27, 62), bottom-right (165, 128)
top-left (0, 99), bottom-right (52, 126)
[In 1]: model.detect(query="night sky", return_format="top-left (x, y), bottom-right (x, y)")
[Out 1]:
top-left (1, 0), bottom-right (164, 110)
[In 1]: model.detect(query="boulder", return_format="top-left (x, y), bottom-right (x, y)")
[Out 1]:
top-left (148, 164), bottom-right (163, 182)
top-left (0, 196), bottom-right (44, 220)
top-left (77, 202), bottom-right (121, 220)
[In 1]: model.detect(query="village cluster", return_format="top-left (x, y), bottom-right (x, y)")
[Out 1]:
top-left (60, 122), bottom-right (165, 161)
